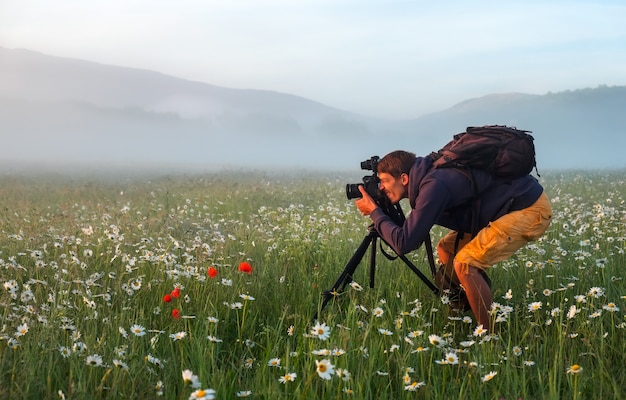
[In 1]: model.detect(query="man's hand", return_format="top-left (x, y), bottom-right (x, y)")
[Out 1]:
top-left (355, 185), bottom-right (379, 216)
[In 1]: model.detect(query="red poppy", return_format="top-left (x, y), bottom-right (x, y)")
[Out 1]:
top-left (208, 267), bottom-right (218, 278)
top-left (163, 294), bottom-right (173, 303)
top-left (171, 287), bottom-right (181, 298)
top-left (238, 261), bottom-right (253, 275)
top-left (171, 308), bottom-right (181, 319)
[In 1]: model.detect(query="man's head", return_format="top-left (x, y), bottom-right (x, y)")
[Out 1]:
top-left (377, 150), bottom-right (416, 204)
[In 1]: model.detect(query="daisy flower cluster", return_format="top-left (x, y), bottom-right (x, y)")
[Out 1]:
top-left (0, 171), bottom-right (624, 399)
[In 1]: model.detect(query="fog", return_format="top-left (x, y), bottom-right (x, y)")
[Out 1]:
top-left (2, 48), bottom-right (626, 174)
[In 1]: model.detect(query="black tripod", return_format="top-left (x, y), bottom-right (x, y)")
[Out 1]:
top-left (313, 224), bottom-right (441, 321)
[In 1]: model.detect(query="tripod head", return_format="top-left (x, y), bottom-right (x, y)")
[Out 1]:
top-left (377, 195), bottom-right (406, 226)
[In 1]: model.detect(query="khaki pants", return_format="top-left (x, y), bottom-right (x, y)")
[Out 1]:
top-left (438, 192), bottom-right (552, 273)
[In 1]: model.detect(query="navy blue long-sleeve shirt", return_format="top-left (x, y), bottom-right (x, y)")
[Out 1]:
top-left (369, 156), bottom-right (544, 255)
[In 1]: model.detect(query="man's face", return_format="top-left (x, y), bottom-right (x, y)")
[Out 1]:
top-left (378, 172), bottom-right (408, 204)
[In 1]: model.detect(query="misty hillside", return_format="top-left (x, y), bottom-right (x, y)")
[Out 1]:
top-left (1, 46), bottom-right (625, 170)
top-left (396, 88), bottom-right (626, 170)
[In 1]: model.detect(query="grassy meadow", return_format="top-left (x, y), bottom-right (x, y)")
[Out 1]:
top-left (0, 168), bottom-right (624, 399)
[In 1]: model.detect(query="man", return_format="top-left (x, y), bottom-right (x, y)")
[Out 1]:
top-left (355, 150), bottom-right (551, 331)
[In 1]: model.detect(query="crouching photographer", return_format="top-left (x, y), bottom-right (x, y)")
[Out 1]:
top-left (353, 150), bottom-right (552, 332)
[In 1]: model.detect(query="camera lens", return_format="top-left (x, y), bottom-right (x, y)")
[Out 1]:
top-left (346, 184), bottom-right (362, 199)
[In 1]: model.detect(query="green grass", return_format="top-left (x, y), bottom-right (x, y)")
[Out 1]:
top-left (0, 168), bottom-right (624, 399)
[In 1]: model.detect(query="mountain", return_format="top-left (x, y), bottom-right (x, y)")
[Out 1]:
top-left (398, 88), bottom-right (626, 170)
top-left (0, 47), bottom-right (380, 169)
top-left (1, 46), bottom-right (625, 171)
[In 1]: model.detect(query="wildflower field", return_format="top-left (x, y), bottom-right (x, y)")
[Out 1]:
top-left (1, 168), bottom-right (624, 399)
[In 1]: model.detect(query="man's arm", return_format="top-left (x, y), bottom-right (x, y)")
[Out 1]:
top-left (370, 179), bottom-right (451, 255)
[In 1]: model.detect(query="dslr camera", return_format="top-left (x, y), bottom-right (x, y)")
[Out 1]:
top-left (346, 156), bottom-right (405, 226)
top-left (346, 156), bottom-right (383, 201)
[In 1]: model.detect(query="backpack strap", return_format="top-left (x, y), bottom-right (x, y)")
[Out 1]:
top-left (453, 168), bottom-right (482, 238)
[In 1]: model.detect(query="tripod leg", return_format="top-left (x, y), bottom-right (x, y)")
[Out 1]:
top-left (424, 234), bottom-right (438, 276)
top-left (398, 253), bottom-right (440, 295)
top-left (375, 231), bottom-right (441, 296)
top-left (313, 230), bottom-right (376, 321)
top-left (369, 234), bottom-right (377, 289)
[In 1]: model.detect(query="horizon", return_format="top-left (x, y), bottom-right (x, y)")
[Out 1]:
top-left (2, 1), bottom-right (625, 119)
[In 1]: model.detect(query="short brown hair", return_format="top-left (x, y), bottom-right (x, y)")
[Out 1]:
top-left (377, 150), bottom-right (416, 178)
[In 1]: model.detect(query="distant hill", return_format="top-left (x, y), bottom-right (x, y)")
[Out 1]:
top-left (1, 46), bottom-right (625, 170)
top-left (397, 88), bottom-right (626, 169)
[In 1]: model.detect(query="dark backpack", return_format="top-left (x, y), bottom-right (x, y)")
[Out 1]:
top-left (426, 126), bottom-right (538, 305)
top-left (429, 125), bottom-right (539, 179)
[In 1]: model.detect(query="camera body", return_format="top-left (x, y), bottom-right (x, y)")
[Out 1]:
top-left (346, 156), bottom-right (405, 226)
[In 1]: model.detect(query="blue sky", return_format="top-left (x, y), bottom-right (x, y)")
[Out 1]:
top-left (2, 0), bottom-right (625, 119)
